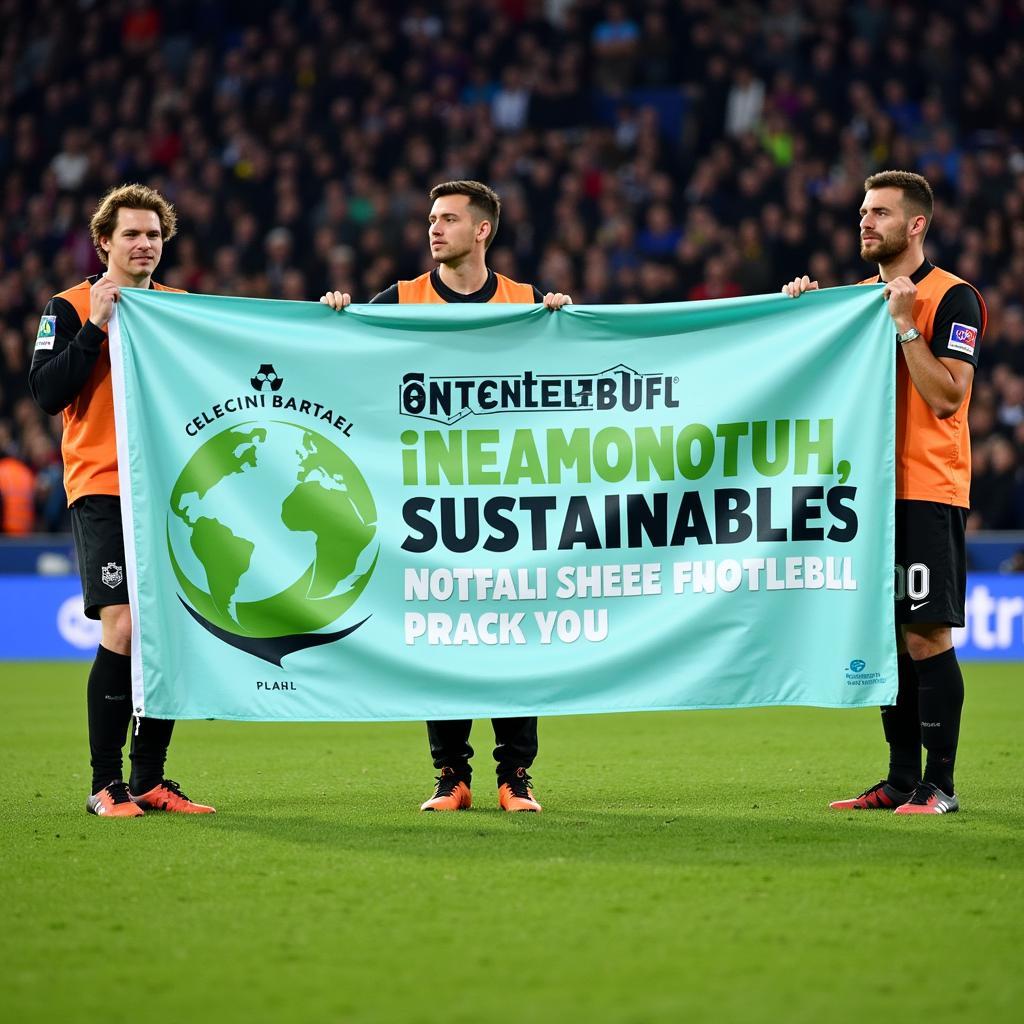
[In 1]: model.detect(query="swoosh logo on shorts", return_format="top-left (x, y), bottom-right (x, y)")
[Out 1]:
top-left (910, 601), bottom-right (930, 611)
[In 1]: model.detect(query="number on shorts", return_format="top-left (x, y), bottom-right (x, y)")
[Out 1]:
top-left (894, 562), bottom-right (931, 601)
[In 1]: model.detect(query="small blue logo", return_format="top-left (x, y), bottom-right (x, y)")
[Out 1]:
top-left (849, 659), bottom-right (866, 673)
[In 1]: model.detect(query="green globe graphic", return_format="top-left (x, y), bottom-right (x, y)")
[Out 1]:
top-left (167, 421), bottom-right (378, 644)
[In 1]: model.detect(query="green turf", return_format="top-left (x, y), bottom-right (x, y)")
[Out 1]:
top-left (1, 662), bottom-right (1021, 1024)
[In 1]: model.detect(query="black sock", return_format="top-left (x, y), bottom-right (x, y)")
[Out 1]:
top-left (87, 645), bottom-right (133, 793)
top-left (880, 652), bottom-right (921, 791)
top-left (916, 647), bottom-right (964, 795)
top-left (128, 717), bottom-right (175, 795)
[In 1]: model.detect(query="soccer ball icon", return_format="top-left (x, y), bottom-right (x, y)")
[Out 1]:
top-left (251, 364), bottom-right (284, 392)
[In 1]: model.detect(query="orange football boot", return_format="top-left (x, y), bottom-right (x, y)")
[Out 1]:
top-left (498, 768), bottom-right (542, 813)
top-left (829, 780), bottom-right (913, 810)
top-left (86, 780), bottom-right (145, 818)
top-left (893, 782), bottom-right (959, 815)
top-left (130, 779), bottom-right (216, 814)
top-left (420, 767), bottom-right (472, 811)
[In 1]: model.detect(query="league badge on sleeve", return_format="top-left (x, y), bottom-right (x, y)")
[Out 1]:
top-left (947, 322), bottom-right (978, 356)
top-left (35, 315), bottom-right (56, 350)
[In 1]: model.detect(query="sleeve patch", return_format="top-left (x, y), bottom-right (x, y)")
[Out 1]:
top-left (947, 322), bottom-right (977, 356)
top-left (35, 315), bottom-right (56, 350)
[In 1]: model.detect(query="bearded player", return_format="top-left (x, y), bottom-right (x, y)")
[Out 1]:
top-left (783, 170), bottom-right (985, 815)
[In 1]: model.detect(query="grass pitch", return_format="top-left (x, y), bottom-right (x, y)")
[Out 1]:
top-left (1, 662), bottom-right (1021, 1024)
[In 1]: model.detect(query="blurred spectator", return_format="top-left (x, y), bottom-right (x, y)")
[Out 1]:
top-left (637, 204), bottom-right (682, 259)
top-left (50, 129), bottom-right (90, 191)
top-left (1, 0), bottom-right (1023, 531)
top-left (688, 256), bottom-right (742, 302)
top-left (0, 422), bottom-right (35, 534)
top-left (591, 3), bottom-right (640, 93)
top-left (726, 67), bottom-right (766, 137)
top-left (971, 436), bottom-right (1020, 531)
top-left (492, 68), bottom-right (531, 133)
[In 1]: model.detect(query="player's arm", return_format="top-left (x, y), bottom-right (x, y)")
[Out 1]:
top-left (886, 278), bottom-right (979, 420)
top-left (368, 285), bottom-right (399, 304)
top-left (28, 296), bottom-right (107, 415)
top-left (320, 284), bottom-right (400, 307)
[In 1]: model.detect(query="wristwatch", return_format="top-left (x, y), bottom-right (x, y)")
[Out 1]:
top-left (896, 327), bottom-right (921, 344)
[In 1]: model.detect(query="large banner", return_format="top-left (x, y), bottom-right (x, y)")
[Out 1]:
top-left (109, 286), bottom-right (896, 720)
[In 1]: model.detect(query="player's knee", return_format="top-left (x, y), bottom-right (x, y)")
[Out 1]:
top-left (100, 605), bottom-right (133, 654)
top-left (903, 625), bottom-right (952, 661)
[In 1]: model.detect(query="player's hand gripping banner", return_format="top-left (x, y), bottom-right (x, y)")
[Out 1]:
top-left (109, 287), bottom-right (896, 720)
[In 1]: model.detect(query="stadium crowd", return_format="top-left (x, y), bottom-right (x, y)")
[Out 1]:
top-left (1, 0), bottom-right (1023, 534)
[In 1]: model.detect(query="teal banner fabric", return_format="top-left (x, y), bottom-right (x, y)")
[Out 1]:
top-left (108, 286), bottom-right (896, 720)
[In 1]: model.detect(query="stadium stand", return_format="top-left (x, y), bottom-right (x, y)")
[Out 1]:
top-left (1, 0), bottom-right (1023, 533)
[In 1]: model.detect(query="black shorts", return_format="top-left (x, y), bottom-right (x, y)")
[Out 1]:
top-left (894, 499), bottom-right (967, 627)
top-left (70, 495), bottom-right (129, 619)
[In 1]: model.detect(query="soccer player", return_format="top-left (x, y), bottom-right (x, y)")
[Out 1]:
top-left (29, 184), bottom-right (215, 818)
top-left (322, 179), bottom-right (571, 813)
top-left (783, 170), bottom-right (985, 815)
